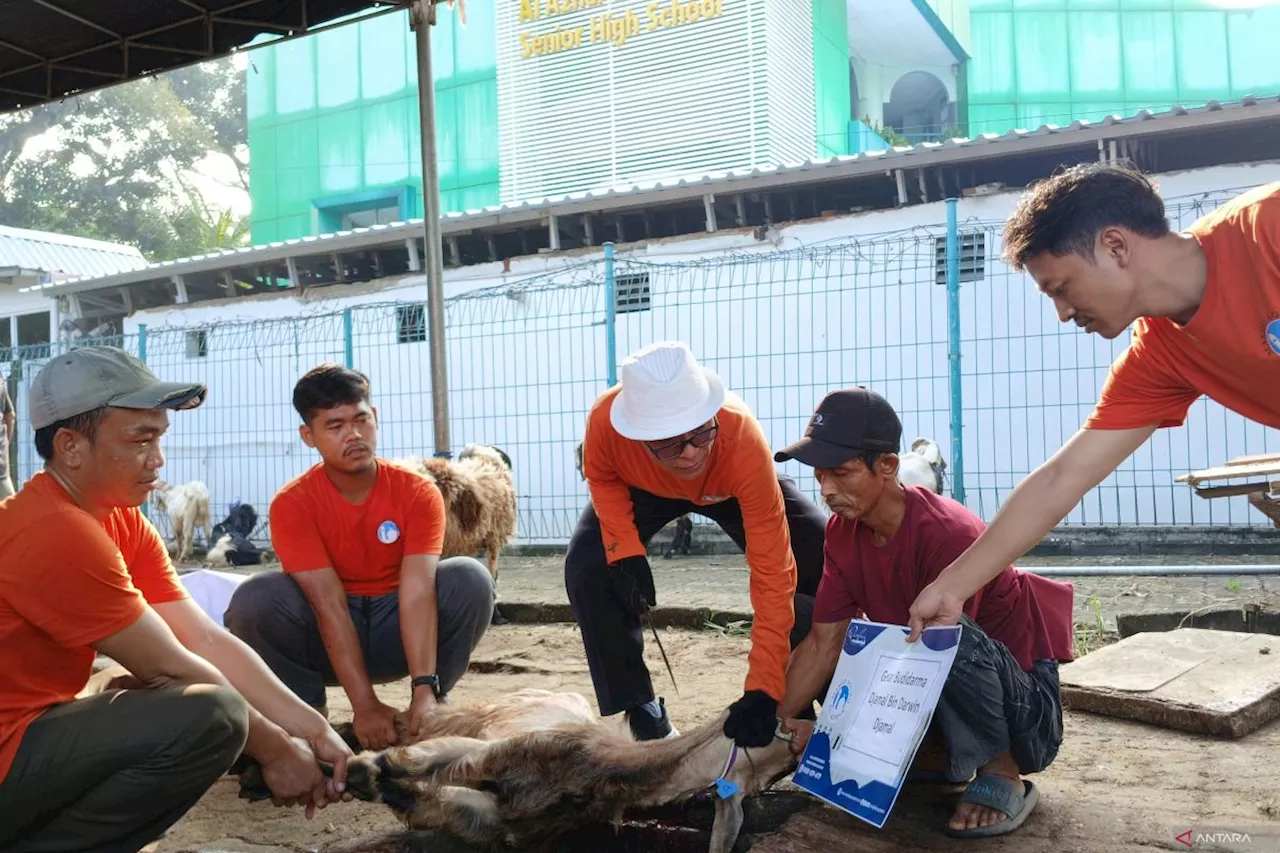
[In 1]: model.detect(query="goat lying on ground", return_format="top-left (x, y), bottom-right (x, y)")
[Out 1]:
top-left (324, 693), bottom-right (798, 853)
top-left (898, 436), bottom-right (947, 494)
top-left (395, 444), bottom-right (517, 584)
top-left (151, 479), bottom-right (212, 562)
top-left (205, 501), bottom-right (264, 567)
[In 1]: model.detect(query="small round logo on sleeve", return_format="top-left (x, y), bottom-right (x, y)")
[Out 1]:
top-left (377, 520), bottom-right (401, 544)
top-left (1266, 318), bottom-right (1280, 356)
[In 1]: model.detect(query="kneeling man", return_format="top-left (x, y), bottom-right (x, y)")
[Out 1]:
top-left (567, 341), bottom-right (827, 746)
top-left (775, 388), bottom-right (1074, 839)
top-left (0, 348), bottom-right (351, 853)
top-left (226, 364), bottom-right (495, 751)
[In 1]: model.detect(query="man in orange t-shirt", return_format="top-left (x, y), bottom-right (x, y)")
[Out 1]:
top-left (225, 364), bottom-right (495, 751)
top-left (909, 165), bottom-right (1280, 638)
top-left (568, 341), bottom-right (827, 746)
top-left (0, 347), bottom-right (352, 853)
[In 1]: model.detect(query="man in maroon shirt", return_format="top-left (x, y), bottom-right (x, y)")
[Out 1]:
top-left (773, 388), bottom-right (1075, 839)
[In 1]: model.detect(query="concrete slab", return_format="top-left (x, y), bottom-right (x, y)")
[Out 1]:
top-left (1060, 628), bottom-right (1280, 738)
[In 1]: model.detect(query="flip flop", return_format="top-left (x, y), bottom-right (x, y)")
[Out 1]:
top-left (943, 773), bottom-right (1039, 839)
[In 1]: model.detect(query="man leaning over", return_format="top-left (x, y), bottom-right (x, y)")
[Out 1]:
top-left (910, 166), bottom-right (1280, 637)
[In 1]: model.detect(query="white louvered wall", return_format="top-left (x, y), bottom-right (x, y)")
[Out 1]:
top-left (764, 0), bottom-right (816, 166)
top-left (496, 0), bottom-right (816, 203)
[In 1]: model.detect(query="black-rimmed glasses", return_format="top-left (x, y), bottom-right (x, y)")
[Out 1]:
top-left (645, 420), bottom-right (719, 460)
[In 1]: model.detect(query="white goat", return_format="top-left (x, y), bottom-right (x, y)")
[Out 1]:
top-left (899, 436), bottom-right (947, 494)
top-left (151, 479), bottom-right (212, 562)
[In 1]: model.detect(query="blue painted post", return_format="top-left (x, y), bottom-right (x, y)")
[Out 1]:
top-left (603, 241), bottom-right (618, 387)
top-left (945, 198), bottom-right (966, 505)
top-left (342, 308), bottom-right (354, 369)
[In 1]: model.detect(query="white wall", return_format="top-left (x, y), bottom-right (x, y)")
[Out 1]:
top-left (39, 158), bottom-right (1278, 545)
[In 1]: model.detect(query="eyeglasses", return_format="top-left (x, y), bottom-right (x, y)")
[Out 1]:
top-left (646, 420), bottom-right (719, 460)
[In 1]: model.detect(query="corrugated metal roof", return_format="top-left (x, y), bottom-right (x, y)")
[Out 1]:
top-left (25, 93), bottom-right (1280, 297)
top-left (0, 224), bottom-right (147, 281)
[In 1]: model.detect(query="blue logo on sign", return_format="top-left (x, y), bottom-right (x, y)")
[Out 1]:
top-left (377, 520), bottom-right (400, 544)
top-left (1266, 319), bottom-right (1280, 356)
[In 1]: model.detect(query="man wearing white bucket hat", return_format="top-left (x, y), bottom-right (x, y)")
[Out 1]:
top-left (566, 341), bottom-right (827, 746)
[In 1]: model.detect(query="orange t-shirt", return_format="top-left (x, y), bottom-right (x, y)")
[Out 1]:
top-left (1086, 181), bottom-right (1280, 431)
top-left (270, 460), bottom-right (447, 597)
top-left (0, 470), bottom-right (187, 784)
top-left (583, 387), bottom-right (798, 701)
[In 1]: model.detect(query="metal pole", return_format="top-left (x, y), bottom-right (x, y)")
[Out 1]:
top-left (342, 308), bottom-right (354, 369)
top-left (137, 323), bottom-right (148, 364)
top-left (411, 0), bottom-right (451, 458)
top-left (1022, 564), bottom-right (1280, 577)
top-left (604, 241), bottom-right (618, 387)
top-left (944, 198), bottom-right (965, 505)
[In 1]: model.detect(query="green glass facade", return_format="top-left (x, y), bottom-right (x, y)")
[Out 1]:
top-left (247, 6), bottom-right (500, 244)
top-left (246, 0), bottom-right (1280, 244)
top-left (967, 0), bottom-right (1280, 135)
top-left (813, 0), bottom-right (852, 158)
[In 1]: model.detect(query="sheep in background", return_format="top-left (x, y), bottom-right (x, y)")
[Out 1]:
top-left (394, 444), bottom-right (517, 583)
top-left (205, 501), bottom-right (263, 568)
top-left (151, 479), bottom-right (212, 563)
top-left (575, 441), bottom-right (695, 559)
top-left (899, 436), bottom-right (947, 494)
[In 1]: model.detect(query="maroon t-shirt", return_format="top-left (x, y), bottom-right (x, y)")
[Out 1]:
top-left (813, 486), bottom-right (1076, 672)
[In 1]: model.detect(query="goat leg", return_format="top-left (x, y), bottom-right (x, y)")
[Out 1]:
top-left (710, 794), bottom-right (746, 853)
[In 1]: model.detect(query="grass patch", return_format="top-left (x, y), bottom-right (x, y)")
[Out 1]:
top-left (701, 610), bottom-right (753, 637)
top-left (1074, 595), bottom-right (1117, 656)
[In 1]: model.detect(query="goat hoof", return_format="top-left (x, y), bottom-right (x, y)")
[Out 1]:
top-left (343, 756), bottom-right (383, 802)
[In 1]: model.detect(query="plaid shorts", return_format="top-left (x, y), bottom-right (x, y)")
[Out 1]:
top-left (928, 614), bottom-right (1065, 782)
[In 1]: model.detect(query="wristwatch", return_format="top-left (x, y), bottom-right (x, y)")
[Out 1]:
top-left (411, 674), bottom-right (441, 697)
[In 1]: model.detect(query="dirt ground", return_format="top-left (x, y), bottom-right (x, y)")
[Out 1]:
top-left (155, 623), bottom-right (1280, 853)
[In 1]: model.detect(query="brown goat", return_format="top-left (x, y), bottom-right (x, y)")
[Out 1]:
top-left (329, 699), bottom-right (797, 853)
top-left (393, 444), bottom-right (517, 583)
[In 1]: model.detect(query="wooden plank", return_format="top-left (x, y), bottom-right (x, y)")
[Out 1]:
top-left (1249, 492), bottom-right (1280, 529)
top-left (1176, 459), bottom-right (1280, 485)
top-left (1224, 452), bottom-right (1280, 467)
top-left (1190, 481), bottom-right (1280, 499)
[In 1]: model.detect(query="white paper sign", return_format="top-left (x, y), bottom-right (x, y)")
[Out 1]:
top-left (792, 618), bottom-right (962, 829)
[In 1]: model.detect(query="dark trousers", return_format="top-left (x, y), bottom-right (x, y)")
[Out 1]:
top-left (932, 615), bottom-right (1064, 783)
top-left (224, 558), bottom-right (495, 708)
top-left (0, 685), bottom-right (248, 853)
top-left (564, 474), bottom-right (828, 717)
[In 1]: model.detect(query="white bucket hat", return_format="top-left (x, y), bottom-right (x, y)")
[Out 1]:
top-left (610, 341), bottom-right (727, 441)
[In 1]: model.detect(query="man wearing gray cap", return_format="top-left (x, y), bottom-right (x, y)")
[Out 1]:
top-left (772, 387), bottom-right (1075, 840)
top-left (0, 347), bottom-right (352, 853)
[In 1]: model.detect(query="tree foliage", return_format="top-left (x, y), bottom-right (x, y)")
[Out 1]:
top-left (0, 55), bottom-right (248, 262)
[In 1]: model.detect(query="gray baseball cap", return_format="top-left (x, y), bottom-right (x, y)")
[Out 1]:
top-left (29, 346), bottom-right (206, 430)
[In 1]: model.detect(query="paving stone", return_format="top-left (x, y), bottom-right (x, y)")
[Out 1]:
top-left (1059, 627), bottom-right (1280, 738)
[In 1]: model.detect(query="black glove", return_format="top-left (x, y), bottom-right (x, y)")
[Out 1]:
top-left (608, 555), bottom-right (656, 616)
top-left (723, 689), bottom-right (779, 748)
